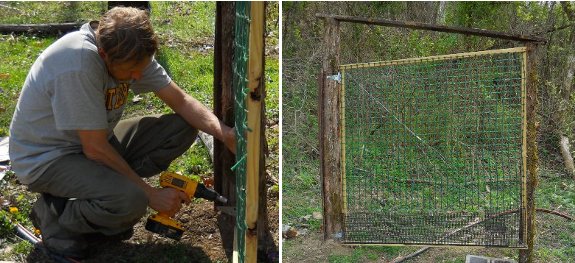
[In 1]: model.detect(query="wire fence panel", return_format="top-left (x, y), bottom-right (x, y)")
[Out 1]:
top-left (232, 2), bottom-right (251, 262)
top-left (340, 48), bottom-right (527, 247)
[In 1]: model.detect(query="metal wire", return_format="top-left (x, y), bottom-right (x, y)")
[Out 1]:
top-left (341, 48), bottom-right (526, 247)
top-left (232, 2), bottom-right (250, 262)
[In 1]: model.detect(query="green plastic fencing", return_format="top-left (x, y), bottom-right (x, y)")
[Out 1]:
top-left (231, 1), bottom-right (250, 262)
top-left (341, 48), bottom-right (527, 247)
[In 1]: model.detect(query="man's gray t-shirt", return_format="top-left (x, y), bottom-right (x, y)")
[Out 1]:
top-left (9, 22), bottom-right (171, 184)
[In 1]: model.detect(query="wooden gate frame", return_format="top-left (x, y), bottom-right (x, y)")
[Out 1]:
top-left (316, 14), bottom-right (544, 263)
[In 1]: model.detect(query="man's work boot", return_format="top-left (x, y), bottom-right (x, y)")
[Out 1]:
top-left (30, 194), bottom-right (88, 260)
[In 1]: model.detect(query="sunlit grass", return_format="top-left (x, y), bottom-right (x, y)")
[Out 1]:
top-left (0, 2), bottom-right (106, 24)
top-left (0, 35), bottom-right (54, 136)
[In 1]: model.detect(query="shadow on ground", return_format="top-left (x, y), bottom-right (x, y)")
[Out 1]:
top-left (27, 241), bottom-right (214, 263)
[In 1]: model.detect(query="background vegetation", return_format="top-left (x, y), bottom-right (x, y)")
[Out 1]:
top-left (0, 1), bottom-right (279, 262)
top-left (283, 2), bottom-right (575, 262)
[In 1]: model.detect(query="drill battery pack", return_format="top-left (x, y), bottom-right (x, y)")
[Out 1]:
top-left (145, 214), bottom-right (184, 240)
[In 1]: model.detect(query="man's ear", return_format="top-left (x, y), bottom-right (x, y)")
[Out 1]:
top-left (98, 48), bottom-right (107, 60)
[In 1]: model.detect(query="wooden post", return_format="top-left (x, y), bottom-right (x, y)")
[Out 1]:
top-left (0, 22), bottom-right (83, 34)
top-left (244, 2), bottom-right (265, 262)
top-left (214, 2), bottom-right (237, 257)
top-left (314, 14), bottom-right (546, 43)
top-left (519, 43), bottom-right (539, 263)
top-left (318, 17), bottom-right (344, 240)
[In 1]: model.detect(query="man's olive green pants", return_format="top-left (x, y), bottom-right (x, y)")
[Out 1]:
top-left (27, 114), bottom-right (197, 257)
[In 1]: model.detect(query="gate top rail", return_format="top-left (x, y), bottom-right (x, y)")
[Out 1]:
top-left (339, 47), bottom-right (527, 69)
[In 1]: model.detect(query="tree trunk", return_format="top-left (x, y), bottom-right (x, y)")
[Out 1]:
top-left (557, 2), bottom-right (575, 178)
top-left (519, 42), bottom-right (540, 263)
top-left (436, 1), bottom-right (447, 24)
top-left (560, 136), bottom-right (575, 176)
top-left (318, 17), bottom-right (344, 240)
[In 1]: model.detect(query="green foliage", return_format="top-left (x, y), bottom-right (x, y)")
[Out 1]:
top-left (12, 241), bottom-right (33, 255)
top-left (448, 2), bottom-right (503, 27)
top-left (266, 58), bottom-right (280, 121)
top-left (282, 169), bottom-right (321, 229)
top-left (0, 211), bottom-right (14, 237)
top-left (516, 2), bottom-right (552, 22)
top-left (284, 1), bottom-right (575, 261)
top-left (266, 2), bottom-right (279, 49)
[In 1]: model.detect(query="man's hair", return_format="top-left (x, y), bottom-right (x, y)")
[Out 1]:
top-left (96, 7), bottom-right (158, 64)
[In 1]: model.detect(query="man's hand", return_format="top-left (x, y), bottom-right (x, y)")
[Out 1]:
top-left (148, 187), bottom-right (190, 217)
top-left (224, 126), bottom-right (237, 154)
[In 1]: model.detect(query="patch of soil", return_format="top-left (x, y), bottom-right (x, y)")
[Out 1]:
top-left (283, 232), bottom-right (353, 263)
top-left (25, 185), bottom-right (278, 263)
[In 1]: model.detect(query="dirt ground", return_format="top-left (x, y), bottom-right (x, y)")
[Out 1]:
top-left (24, 181), bottom-right (279, 263)
top-left (284, 232), bottom-right (524, 263)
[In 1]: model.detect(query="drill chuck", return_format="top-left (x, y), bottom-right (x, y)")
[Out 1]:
top-left (194, 183), bottom-right (228, 204)
top-left (216, 195), bottom-right (228, 204)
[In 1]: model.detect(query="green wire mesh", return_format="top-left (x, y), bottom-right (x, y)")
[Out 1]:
top-left (341, 49), bottom-right (526, 247)
top-left (232, 1), bottom-right (250, 262)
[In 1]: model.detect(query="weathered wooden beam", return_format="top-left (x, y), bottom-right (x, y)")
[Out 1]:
top-left (519, 43), bottom-right (540, 263)
top-left (214, 2), bottom-right (237, 258)
top-left (318, 17), bottom-right (344, 240)
top-left (315, 14), bottom-right (547, 43)
top-left (0, 22), bottom-right (83, 34)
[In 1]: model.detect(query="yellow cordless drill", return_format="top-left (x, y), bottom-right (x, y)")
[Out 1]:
top-left (145, 171), bottom-right (227, 240)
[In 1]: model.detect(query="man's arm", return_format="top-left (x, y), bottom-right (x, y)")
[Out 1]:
top-left (154, 81), bottom-right (236, 153)
top-left (78, 130), bottom-right (189, 216)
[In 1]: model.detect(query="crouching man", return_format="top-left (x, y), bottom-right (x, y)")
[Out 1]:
top-left (9, 7), bottom-right (235, 260)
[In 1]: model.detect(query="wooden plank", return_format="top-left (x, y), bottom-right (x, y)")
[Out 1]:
top-left (319, 17), bottom-right (344, 240)
top-left (245, 2), bottom-right (265, 262)
top-left (232, 229), bottom-right (239, 263)
top-left (341, 68), bottom-right (347, 215)
top-left (520, 48), bottom-right (528, 246)
top-left (340, 47), bottom-right (527, 69)
top-left (315, 14), bottom-right (546, 43)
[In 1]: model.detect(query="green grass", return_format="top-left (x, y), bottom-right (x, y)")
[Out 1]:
top-left (328, 246), bottom-right (406, 263)
top-left (152, 2), bottom-right (216, 43)
top-left (532, 171), bottom-right (575, 262)
top-left (265, 58), bottom-right (280, 121)
top-left (282, 166), bottom-right (322, 231)
top-left (0, 1), bottom-right (278, 261)
top-left (0, 2), bottom-right (106, 24)
top-left (0, 36), bottom-right (55, 136)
